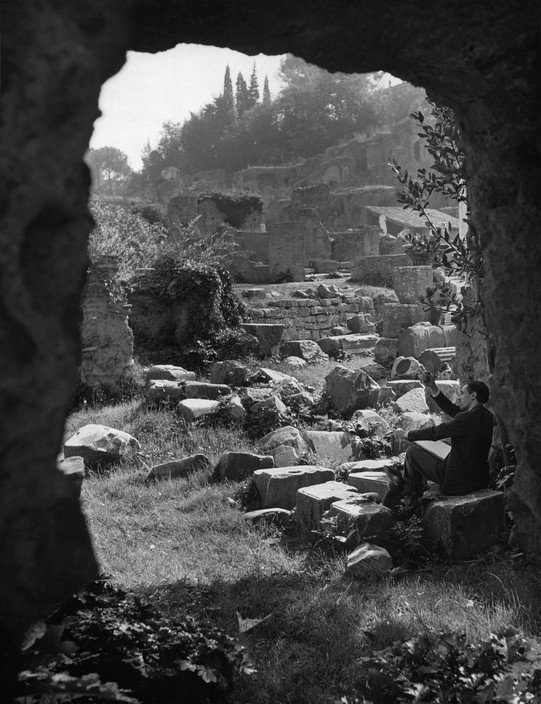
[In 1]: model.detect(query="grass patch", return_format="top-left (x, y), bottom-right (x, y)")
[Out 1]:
top-left (68, 400), bottom-right (541, 704)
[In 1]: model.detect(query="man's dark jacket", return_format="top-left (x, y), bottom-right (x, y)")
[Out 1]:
top-left (406, 391), bottom-right (494, 495)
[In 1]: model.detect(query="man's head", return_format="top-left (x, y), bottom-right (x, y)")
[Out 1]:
top-left (458, 381), bottom-right (490, 410)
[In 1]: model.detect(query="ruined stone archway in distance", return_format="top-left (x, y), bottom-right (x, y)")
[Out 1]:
top-left (1, 0), bottom-right (540, 679)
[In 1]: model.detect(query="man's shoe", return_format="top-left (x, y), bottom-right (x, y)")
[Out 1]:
top-left (384, 464), bottom-right (405, 489)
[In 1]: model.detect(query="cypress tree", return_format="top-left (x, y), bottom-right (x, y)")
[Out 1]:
top-left (223, 65), bottom-right (234, 110)
top-left (263, 75), bottom-right (271, 104)
top-left (235, 72), bottom-right (249, 117)
top-left (248, 62), bottom-right (259, 108)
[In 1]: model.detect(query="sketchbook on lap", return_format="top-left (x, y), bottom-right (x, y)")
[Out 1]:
top-left (413, 440), bottom-right (451, 461)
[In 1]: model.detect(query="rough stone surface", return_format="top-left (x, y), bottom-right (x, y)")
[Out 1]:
top-left (350, 409), bottom-right (391, 437)
top-left (248, 367), bottom-right (295, 385)
top-left (280, 339), bottom-right (328, 364)
top-left (386, 379), bottom-right (423, 397)
top-left (182, 381), bottom-right (231, 400)
top-left (64, 424), bottom-right (140, 468)
top-left (396, 412), bottom-right (436, 433)
top-left (397, 323), bottom-right (447, 359)
top-left (146, 379), bottom-right (187, 404)
top-left (214, 452), bottom-right (274, 481)
top-left (341, 457), bottom-right (399, 473)
top-left (391, 356), bottom-right (422, 380)
top-left (374, 337), bottom-right (398, 365)
top-left (80, 257), bottom-right (134, 393)
top-left (394, 388), bottom-right (429, 414)
top-left (210, 360), bottom-right (249, 387)
top-left (374, 386), bottom-right (397, 409)
top-left (250, 395), bottom-right (288, 419)
top-left (325, 366), bottom-right (380, 415)
top-left (258, 426), bottom-right (309, 467)
top-left (176, 399), bottom-right (220, 422)
top-left (146, 365), bottom-right (196, 384)
top-left (146, 454), bottom-right (211, 482)
top-left (296, 481), bottom-right (359, 530)
top-left (241, 322), bottom-right (285, 357)
top-left (2, 0), bottom-right (540, 676)
top-left (323, 498), bottom-right (393, 544)
top-left (283, 355), bottom-right (307, 369)
top-left (346, 543), bottom-right (393, 578)
top-left (347, 314), bottom-right (375, 334)
top-left (393, 266), bottom-right (433, 304)
top-left (303, 430), bottom-right (355, 462)
top-left (348, 471), bottom-right (392, 502)
top-left (382, 303), bottom-right (430, 338)
top-left (423, 490), bottom-right (505, 558)
top-left (221, 395), bottom-right (247, 422)
top-left (253, 466), bottom-right (335, 509)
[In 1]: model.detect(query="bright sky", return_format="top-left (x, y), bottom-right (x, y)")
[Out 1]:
top-left (90, 44), bottom-right (286, 171)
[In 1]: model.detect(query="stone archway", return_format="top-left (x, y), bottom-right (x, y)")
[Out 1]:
top-left (1, 0), bottom-right (540, 679)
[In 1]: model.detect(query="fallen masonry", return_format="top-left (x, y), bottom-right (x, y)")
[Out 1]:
top-left (253, 466), bottom-right (335, 510)
top-left (423, 490), bottom-right (505, 558)
top-left (296, 481), bottom-right (359, 530)
top-left (347, 471), bottom-right (392, 502)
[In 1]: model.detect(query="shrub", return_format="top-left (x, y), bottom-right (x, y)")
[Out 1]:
top-left (18, 578), bottom-right (254, 704)
top-left (88, 196), bottom-right (166, 281)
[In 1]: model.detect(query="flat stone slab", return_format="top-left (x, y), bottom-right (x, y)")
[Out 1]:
top-left (145, 380), bottom-right (186, 404)
top-left (394, 387), bottom-right (429, 414)
top-left (296, 481), bottom-right (359, 530)
top-left (302, 430), bottom-right (354, 463)
top-left (176, 399), bottom-right (220, 422)
top-left (324, 497), bottom-right (393, 544)
top-left (348, 471), bottom-right (392, 502)
top-left (340, 458), bottom-right (399, 473)
top-left (423, 489), bottom-right (505, 558)
top-left (182, 381), bottom-right (231, 400)
top-left (386, 379), bottom-right (423, 398)
top-left (244, 508), bottom-right (291, 527)
top-left (145, 365), bottom-right (196, 383)
top-left (253, 465), bottom-right (335, 509)
top-left (396, 411), bottom-right (435, 433)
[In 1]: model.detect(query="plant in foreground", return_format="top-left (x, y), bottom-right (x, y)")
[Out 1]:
top-left (17, 577), bottom-right (254, 703)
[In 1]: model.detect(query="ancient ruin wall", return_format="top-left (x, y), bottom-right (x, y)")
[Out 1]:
top-left (80, 256), bottom-right (134, 393)
top-left (246, 295), bottom-right (373, 341)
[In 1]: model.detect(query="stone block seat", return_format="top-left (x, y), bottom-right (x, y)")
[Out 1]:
top-left (253, 465), bottom-right (335, 509)
top-left (423, 489), bottom-right (505, 558)
top-left (296, 481), bottom-right (359, 530)
top-left (347, 471), bottom-right (392, 502)
top-left (323, 497), bottom-right (393, 544)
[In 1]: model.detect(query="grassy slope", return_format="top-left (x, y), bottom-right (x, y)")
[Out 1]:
top-left (70, 367), bottom-right (541, 704)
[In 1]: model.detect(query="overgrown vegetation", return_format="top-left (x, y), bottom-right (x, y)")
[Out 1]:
top-left (17, 578), bottom-right (253, 704)
top-left (42, 369), bottom-right (541, 703)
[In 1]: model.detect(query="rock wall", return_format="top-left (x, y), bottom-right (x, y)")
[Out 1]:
top-left (350, 253), bottom-right (411, 286)
top-left (246, 294), bottom-right (373, 341)
top-left (80, 256), bottom-right (134, 393)
top-left (2, 0), bottom-right (540, 681)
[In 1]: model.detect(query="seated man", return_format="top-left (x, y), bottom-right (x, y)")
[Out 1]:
top-left (390, 374), bottom-right (495, 500)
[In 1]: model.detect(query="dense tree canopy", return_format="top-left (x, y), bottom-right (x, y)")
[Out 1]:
top-left (86, 146), bottom-right (133, 195)
top-left (138, 55), bottom-right (426, 182)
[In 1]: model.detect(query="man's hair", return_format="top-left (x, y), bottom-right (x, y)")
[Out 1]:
top-left (466, 381), bottom-right (490, 403)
